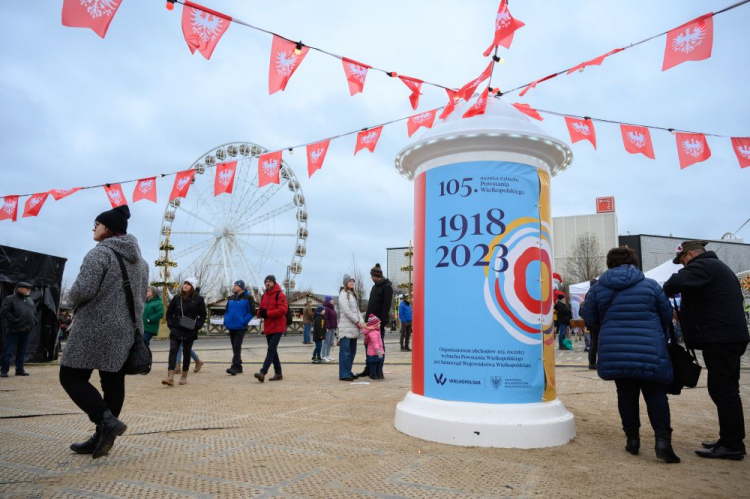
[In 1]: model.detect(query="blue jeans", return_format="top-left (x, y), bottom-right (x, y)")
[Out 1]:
top-left (143, 331), bottom-right (156, 347)
top-left (321, 329), bottom-right (336, 359)
top-left (1, 331), bottom-right (30, 374)
top-left (366, 354), bottom-right (382, 379)
top-left (303, 323), bottom-right (312, 343)
top-left (176, 343), bottom-right (199, 364)
top-left (558, 324), bottom-right (569, 349)
top-left (338, 337), bottom-right (357, 379)
top-left (312, 339), bottom-right (322, 359)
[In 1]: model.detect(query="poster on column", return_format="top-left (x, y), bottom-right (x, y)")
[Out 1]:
top-left (422, 161), bottom-right (550, 404)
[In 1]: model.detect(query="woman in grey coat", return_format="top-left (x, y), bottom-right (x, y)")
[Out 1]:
top-left (59, 205), bottom-right (149, 459)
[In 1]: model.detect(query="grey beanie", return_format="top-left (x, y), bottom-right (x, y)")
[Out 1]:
top-left (343, 274), bottom-right (354, 286)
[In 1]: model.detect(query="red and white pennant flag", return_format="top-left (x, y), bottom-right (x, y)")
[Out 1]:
top-left (0, 196), bottom-right (19, 222)
top-left (663, 14), bottom-right (713, 71)
top-left (170, 170), bottom-right (196, 200)
top-left (567, 48), bottom-right (624, 74)
top-left (342, 58), bottom-right (370, 96)
top-left (22, 192), bottom-right (50, 218)
top-left (731, 137), bottom-right (750, 169)
top-left (182, 1), bottom-right (231, 60)
top-left (49, 187), bottom-right (81, 201)
top-left (439, 89), bottom-right (459, 120)
top-left (407, 110), bottom-right (437, 137)
top-left (511, 103), bottom-right (543, 121)
top-left (620, 125), bottom-right (655, 159)
top-left (399, 76), bottom-right (423, 110)
top-left (676, 132), bottom-right (711, 169)
top-left (565, 117), bottom-right (597, 149)
top-left (214, 161), bottom-right (238, 196)
top-left (463, 88), bottom-right (489, 119)
top-left (104, 184), bottom-right (127, 208)
top-left (483, 0), bottom-right (525, 56)
top-left (306, 139), bottom-right (330, 178)
top-left (61, 0), bottom-right (123, 38)
top-left (258, 151), bottom-right (283, 187)
top-left (269, 36), bottom-right (309, 94)
top-left (457, 61), bottom-right (493, 102)
top-left (133, 177), bottom-right (157, 203)
top-left (354, 127), bottom-right (383, 155)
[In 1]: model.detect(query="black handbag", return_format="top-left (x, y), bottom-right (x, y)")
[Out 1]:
top-left (111, 249), bottom-right (152, 375)
top-left (666, 301), bottom-right (701, 395)
top-left (179, 299), bottom-right (197, 330)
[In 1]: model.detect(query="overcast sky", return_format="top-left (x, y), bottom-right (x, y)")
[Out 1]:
top-left (1, 0), bottom-right (749, 297)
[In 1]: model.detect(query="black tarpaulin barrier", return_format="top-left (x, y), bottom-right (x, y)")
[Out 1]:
top-left (0, 245), bottom-right (66, 362)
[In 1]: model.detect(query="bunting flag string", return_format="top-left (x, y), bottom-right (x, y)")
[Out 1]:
top-left (3, 93), bottom-right (748, 220)
top-left (502, 0), bottom-right (750, 97)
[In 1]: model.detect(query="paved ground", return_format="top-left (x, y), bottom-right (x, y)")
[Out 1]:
top-left (1, 332), bottom-right (749, 498)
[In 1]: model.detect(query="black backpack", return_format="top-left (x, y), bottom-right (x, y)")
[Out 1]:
top-left (275, 291), bottom-right (293, 327)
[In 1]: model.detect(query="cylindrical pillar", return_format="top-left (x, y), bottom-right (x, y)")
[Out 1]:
top-left (394, 98), bottom-right (576, 448)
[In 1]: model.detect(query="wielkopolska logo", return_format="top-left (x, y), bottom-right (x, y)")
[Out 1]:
top-left (434, 373), bottom-right (447, 386)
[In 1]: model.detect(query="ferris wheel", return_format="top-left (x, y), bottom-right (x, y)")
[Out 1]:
top-left (157, 142), bottom-right (307, 303)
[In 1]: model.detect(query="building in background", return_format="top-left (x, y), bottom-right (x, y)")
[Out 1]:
top-left (618, 234), bottom-right (750, 274)
top-left (552, 212), bottom-right (619, 274)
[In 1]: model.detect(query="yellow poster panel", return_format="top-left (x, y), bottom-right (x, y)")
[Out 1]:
top-left (538, 169), bottom-right (556, 401)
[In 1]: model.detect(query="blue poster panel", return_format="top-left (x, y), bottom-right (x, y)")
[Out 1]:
top-left (422, 161), bottom-right (547, 403)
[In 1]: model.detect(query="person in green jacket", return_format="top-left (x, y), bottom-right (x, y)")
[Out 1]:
top-left (142, 286), bottom-right (164, 346)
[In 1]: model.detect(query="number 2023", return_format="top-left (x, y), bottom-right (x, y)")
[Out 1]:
top-left (435, 243), bottom-right (509, 272)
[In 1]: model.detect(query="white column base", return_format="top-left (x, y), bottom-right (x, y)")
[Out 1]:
top-left (394, 391), bottom-right (576, 448)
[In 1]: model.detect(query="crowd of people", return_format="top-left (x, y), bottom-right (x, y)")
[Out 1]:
top-left (1, 204), bottom-right (746, 467)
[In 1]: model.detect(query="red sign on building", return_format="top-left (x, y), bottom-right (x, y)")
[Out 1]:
top-left (596, 196), bottom-right (615, 213)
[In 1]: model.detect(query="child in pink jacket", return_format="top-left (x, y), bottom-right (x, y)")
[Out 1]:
top-left (363, 315), bottom-right (384, 380)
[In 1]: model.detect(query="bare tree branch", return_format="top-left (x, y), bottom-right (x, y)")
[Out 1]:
top-left (562, 233), bottom-right (606, 284)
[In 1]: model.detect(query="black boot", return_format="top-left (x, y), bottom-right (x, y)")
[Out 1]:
top-left (70, 427), bottom-right (100, 454)
top-left (655, 430), bottom-right (680, 463)
top-left (92, 410), bottom-right (127, 459)
top-left (624, 428), bottom-right (640, 456)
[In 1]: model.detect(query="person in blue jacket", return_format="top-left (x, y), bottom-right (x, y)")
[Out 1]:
top-left (398, 296), bottom-right (412, 352)
top-left (581, 246), bottom-right (679, 464)
top-left (224, 280), bottom-right (256, 375)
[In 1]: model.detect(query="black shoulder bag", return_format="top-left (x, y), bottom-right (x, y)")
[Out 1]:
top-left (667, 299), bottom-right (701, 395)
top-left (111, 249), bottom-right (152, 375)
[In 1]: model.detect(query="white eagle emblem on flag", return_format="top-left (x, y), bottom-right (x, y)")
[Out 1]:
top-left (627, 131), bottom-right (646, 148)
top-left (107, 190), bottom-right (122, 204)
top-left (276, 51), bottom-right (298, 76)
top-left (176, 177), bottom-right (191, 191)
top-left (138, 179), bottom-right (154, 194)
top-left (496, 6), bottom-right (512, 30)
top-left (218, 169), bottom-right (234, 186)
top-left (2, 199), bottom-right (17, 214)
top-left (736, 145), bottom-right (750, 160)
top-left (80, 0), bottom-right (120, 19)
top-left (309, 148), bottom-right (325, 164)
top-left (360, 132), bottom-right (379, 144)
top-left (347, 63), bottom-right (368, 83)
top-left (672, 25), bottom-right (706, 54)
top-left (681, 139), bottom-right (705, 158)
top-left (412, 112), bottom-right (433, 124)
top-left (190, 9), bottom-right (225, 43)
top-left (262, 159), bottom-right (280, 177)
top-left (572, 122), bottom-right (591, 136)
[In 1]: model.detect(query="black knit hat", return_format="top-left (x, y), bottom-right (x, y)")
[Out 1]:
top-left (370, 263), bottom-right (383, 278)
top-left (95, 205), bottom-right (130, 234)
top-left (264, 275), bottom-right (276, 284)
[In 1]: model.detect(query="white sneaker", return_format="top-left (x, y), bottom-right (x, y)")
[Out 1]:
top-left (323, 357), bottom-right (331, 362)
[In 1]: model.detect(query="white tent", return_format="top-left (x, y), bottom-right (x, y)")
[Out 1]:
top-left (567, 259), bottom-right (684, 304)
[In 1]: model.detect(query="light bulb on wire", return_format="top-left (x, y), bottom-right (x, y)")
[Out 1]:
top-left (294, 42), bottom-right (303, 56)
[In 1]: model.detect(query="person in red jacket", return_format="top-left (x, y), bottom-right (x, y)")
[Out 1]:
top-left (254, 275), bottom-right (288, 382)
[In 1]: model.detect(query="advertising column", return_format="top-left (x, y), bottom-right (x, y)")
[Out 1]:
top-left (415, 160), bottom-right (554, 403)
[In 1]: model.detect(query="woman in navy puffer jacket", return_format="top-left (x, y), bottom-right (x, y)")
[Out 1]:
top-left (581, 246), bottom-right (679, 464)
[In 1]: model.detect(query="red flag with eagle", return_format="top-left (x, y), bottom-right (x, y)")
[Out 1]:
top-left (354, 127), bottom-right (383, 155)
top-left (22, 193), bottom-right (50, 218)
top-left (407, 110), bottom-right (437, 137)
top-left (133, 177), bottom-right (157, 203)
top-left (565, 117), bottom-right (597, 149)
top-left (62, 0), bottom-right (123, 38)
top-left (104, 184), bottom-right (127, 208)
top-left (462, 88), bottom-right (489, 119)
top-left (675, 133), bottom-right (711, 169)
top-left (457, 61), bottom-right (493, 102)
top-left (439, 89), bottom-right (459, 120)
top-left (620, 125), bottom-right (655, 159)
top-left (49, 187), bottom-right (81, 201)
top-left (258, 151), bottom-right (283, 187)
top-left (269, 36), bottom-right (310, 94)
top-left (181, 1), bottom-right (231, 60)
top-left (399, 76), bottom-right (423, 110)
top-left (306, 140), bottom-right (330, 178)
top-left (0, 196), bottom-right (19, 222)
top-left (169, 170), bottom-right (196, 201)
top-left (662, 14), bottom-right (713, 71)
top-left (731, 137), bottom-right (750, 169)
top-left (483, 0), bottom-right (525, 56)
top-left (511, 103), bottom-right (543, 121)
top-left (342, 58), bottom-right (370, 96)
top-left (214, 161), bottom-right (238, 196)
top-left (567, 48), bottom-right (624, 74)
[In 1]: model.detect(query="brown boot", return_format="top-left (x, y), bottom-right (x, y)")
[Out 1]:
top-left (179, 371), bottom-right (188, 385)
top-left (268, 373), bottom-right (283, 381)
top-left (161, 370), bottom-right (175, 386)
top-left (193, 359), bottom-right (204, 373)
top-left (174, 366), bottom-right (182, 375)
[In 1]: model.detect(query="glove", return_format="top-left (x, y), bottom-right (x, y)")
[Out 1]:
top-left (258, 308), bottom-right (267, 319)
